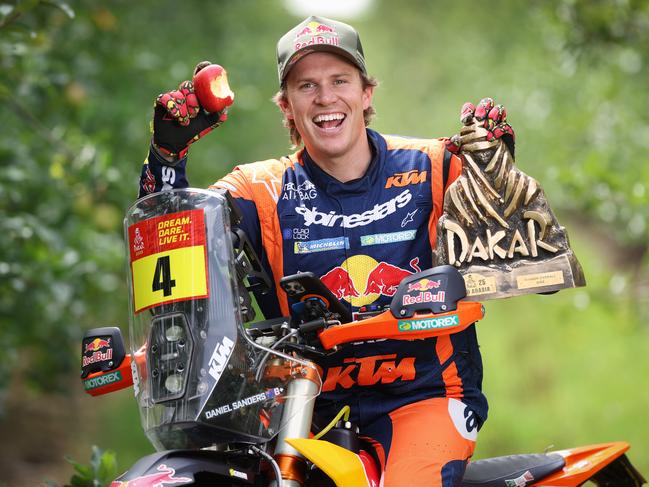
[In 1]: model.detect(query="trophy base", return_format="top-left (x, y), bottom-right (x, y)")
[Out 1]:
top-left (461, 252), bottom-right (586, 301)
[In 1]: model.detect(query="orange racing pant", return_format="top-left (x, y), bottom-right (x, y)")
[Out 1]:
top-left (362, 397), bottom-right (478, 487)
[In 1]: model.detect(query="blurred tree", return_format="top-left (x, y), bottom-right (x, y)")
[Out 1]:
top-left (533, 0), bottom-right (649, 307)
top-left (536, 0), bottom-right (649, 253)
top-left (0, 0), bottom-right (305, 401)
top-left (0, 0), bottom-right (127, 394)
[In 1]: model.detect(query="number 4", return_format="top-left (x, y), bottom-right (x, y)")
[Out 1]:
top-left (152, 255), bottom-right (176, 296)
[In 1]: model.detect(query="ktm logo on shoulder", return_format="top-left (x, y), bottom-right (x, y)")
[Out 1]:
top-left (322, 354), bottom-right (416, 392)
top-left (385, 170), bottom-right (427, 189)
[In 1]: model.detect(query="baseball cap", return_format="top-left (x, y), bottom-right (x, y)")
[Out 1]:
top-left (276, 15), bottom-right (367, 85)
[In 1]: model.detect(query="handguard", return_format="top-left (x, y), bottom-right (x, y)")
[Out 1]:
top-left (81, 327), bottom-right (146, 396)
top-left (318, 265), bottom-right (484, 350)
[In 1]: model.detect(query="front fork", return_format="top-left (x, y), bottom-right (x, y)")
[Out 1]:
top-left (269, 361), bottom-right (320, 487)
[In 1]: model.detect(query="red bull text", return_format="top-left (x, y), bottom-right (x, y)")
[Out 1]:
top-left (83, 338), bottom-right (112, 367)
top-left (402, 290), bottom-right (446, 305)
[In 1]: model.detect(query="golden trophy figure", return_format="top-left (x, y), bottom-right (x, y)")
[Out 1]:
top-left (436, 101), bottom-right (586, 299)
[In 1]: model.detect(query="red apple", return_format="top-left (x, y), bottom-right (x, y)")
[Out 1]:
top-left (192, 64), bottom-right (234, 113)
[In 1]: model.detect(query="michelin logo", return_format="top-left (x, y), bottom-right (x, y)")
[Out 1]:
top-left (294, 236), bottom-right (349, 254)
top-left (295, 190), bottom-right (411, 228)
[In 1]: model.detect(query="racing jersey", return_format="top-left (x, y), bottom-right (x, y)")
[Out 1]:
top-left (139, 128), bottom-right (488, 426)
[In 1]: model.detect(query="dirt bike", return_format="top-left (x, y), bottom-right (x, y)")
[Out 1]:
top-left (81, 188), bottom-right (645, 486)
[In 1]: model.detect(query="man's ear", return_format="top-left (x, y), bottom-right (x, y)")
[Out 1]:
top-left (277, 95), bottom-right (294, 120)
top-left (362, 84), bottom-right (375, 111)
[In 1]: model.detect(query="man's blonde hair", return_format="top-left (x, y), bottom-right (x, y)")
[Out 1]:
top-left (272, 72), bottom-right (378, 149)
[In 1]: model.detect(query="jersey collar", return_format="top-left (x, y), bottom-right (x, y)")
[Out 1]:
top-left (300, 129), bottom-right (386, 195)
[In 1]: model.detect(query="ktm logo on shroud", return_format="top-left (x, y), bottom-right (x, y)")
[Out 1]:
top-left (385, 170), bottom-right (427, 189)
top-left (322, 354), bottom-right (416, 392)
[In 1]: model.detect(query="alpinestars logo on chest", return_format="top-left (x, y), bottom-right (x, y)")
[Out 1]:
top-left (295, 190), bottom-right (412, 228)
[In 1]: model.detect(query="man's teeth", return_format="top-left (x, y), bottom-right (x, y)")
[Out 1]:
top-left (313, 113), bottom-right (345, 123)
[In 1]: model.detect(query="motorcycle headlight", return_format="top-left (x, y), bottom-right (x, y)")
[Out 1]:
top-left (148, 312), bottom-right (193, 403)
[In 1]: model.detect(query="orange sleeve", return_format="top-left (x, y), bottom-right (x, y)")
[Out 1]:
top-left (211, 160), bottom-right (290, 316)
top-left (209, 166), bottom-right (254, 201)
top-left (445, 153), bottom-right (462, 191)
top-left (429, 151), bottom-right (462, 255)
top-left (427, 142), bottom-right (446, 248)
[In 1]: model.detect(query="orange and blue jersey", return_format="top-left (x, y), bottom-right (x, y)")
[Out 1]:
top-left (140, 128), bottom-right (488, 429)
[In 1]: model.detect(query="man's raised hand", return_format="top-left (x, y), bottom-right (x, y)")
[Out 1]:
top-left (151, 61), bottom-right (231, 162)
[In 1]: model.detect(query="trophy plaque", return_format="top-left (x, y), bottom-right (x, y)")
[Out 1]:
top-left (435, 117), bottom-right (586, 300)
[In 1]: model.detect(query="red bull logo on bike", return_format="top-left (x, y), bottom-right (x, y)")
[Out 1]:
top-left (109, 464), bottom-right (192, 487)
top-left (85, 338), bottom-right (111, 353)
top-left (320, 255), bottom-right (421, 307)
top-left (406, 278), bottom-right (441, 292)
top-left (294, 21), bottom-right (339, 51)
top-left (82, 338), bottom-right (113, 367)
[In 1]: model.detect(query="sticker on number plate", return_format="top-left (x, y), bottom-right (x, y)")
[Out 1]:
top-left (128, 209), bottom-right (208, 313)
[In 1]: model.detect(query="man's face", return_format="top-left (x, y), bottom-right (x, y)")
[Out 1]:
top-left (280, 51), bottom-right (374, 162)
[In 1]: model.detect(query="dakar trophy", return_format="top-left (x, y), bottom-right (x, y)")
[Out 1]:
top-left (435, 108), bottom-right (586, 300)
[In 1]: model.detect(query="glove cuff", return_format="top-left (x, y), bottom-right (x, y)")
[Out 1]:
top-left (151, 140), bottom-right (188, 166)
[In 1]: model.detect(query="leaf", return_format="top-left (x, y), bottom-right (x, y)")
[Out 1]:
top-left (89, 445), bottom-right (103, 473)
top-left (72, 463), bottom-right (93, 478)
top-left (43, 0), bottom-right (74, 19)
top-left (96, 450), bottom-right (118, 482)
top-left (68, 475), bottom-right (92, 487)
top-left (61, 447), bottom-right (118, 487)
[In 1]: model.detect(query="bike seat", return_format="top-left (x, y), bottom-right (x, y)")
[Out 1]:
top-left (461, 453), bottom-right (565, 487)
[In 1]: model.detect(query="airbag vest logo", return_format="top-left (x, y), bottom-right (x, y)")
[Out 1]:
top-left (295, 190), bottom-right (412, 228)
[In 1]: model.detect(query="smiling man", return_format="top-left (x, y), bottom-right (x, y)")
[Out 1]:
top-left (140, 15), bottom-right (515, 487)
top-left (276, 51), bottom-right (373, 178)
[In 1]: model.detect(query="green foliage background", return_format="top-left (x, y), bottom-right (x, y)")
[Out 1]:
top-left (1, 0), bottom-right (647, 484)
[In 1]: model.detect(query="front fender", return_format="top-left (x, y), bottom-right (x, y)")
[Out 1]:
top-left (109, 449), bottom-right (259, 486)
top-left (286, 438), bottom-right (374, 487)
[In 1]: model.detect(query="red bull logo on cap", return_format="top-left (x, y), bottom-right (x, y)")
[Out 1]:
top-left (295, 21), bottom-right (337, 39)
top-left (109, 464), bottom-right (192, 487)
top-left (293, 21), bottom-right (339, 50)
top-left (321, 255), bottom-right (421, 307)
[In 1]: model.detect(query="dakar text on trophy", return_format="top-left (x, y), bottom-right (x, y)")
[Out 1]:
top-left (435, 120), bottom-right (586, 300)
